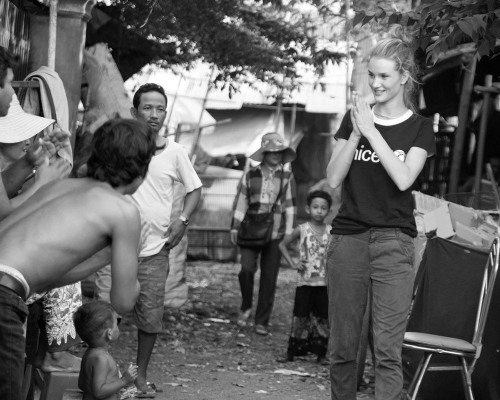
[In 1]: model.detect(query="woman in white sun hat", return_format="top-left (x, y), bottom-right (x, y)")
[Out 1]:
top-left (0, 93), bottom-right (71, 216)
top-left (230, 132), bottom-right (297, 336)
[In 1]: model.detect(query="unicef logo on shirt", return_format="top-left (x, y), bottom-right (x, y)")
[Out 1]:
top-left (394, 150), bottom-right (406, 162)
top-left (354, 146), bottom-right (406, 164)
top-left (354, 145), bottom-right (379, 163)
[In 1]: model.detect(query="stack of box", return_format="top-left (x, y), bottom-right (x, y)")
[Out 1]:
top-left (413, 191), bottom-right (500, 250)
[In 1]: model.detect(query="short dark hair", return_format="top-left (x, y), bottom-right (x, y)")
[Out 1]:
top-left (0, 47), bottom-right (17, 88)
top-left (307, 190), bottom-right (332, 208)
top-left (86, 119), bottom-right (156, 187)
top-left (132, 83), bottom-right (168, 109)
top-left (73, 301), bottom-right (115, 346)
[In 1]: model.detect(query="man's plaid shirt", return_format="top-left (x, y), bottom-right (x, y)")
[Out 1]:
top-left (231, 164), bottom-right (296, 240)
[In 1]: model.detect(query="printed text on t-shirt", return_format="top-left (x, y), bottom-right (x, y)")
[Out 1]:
top-left (354, 145), bottom-right (406, 163)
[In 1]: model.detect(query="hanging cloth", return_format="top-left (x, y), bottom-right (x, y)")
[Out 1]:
top-left (21, 66), bottom-right (72, 166)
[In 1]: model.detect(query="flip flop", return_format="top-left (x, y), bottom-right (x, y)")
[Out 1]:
top-left (135, 389), bottom-right (156, 399)
top-left (134, 382), bottom-right (162, 398)
top-left (147, 382), bottom-right (162, 393)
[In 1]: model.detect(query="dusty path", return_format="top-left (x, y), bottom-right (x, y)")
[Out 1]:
top-left (110, 261), bottom-right (376, 400)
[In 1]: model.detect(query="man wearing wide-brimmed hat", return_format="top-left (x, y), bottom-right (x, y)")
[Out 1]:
top-left (230, 132), bottom-right (297, 336)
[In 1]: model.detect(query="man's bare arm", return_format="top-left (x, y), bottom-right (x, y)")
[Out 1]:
top-left (109, 205), bottom-right (142, 315)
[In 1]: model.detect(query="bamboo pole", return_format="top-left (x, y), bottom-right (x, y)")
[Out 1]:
top-left (289, 103), bottom-right (297, 145)
top-left (274, 96), bottom-right (282, 133)
top-left (169, 118), bottom-right (231, 137)
top-left (448, 56), bottom-right (477, 194)
top-left (165, 73), bottom-right (183, 133)
top-left (48, 0), bottom-right (58, 70)
top-left (189, 66), bottom-right (215, 160)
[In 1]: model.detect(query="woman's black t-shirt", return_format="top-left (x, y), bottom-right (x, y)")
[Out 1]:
top-left (331, 110), bottom-right (436, 238)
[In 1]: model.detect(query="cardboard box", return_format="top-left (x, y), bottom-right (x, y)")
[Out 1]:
top-left (413, 191), bottom-right (447, 214)
top-left (454, 221), bottom-right (487, 248)
top-left (448, 202), bottom-right (479, 231)
top-left (422, 203), bottom-right (455, 239)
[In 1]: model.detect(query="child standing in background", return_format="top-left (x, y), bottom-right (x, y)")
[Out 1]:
top-left (73, 301), bottom-right (138, 400)
top-left (278, 190), bottom-right (332, 364)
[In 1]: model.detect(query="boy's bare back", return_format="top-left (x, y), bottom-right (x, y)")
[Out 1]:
top-left (0, 176), bottom-right (141, 297)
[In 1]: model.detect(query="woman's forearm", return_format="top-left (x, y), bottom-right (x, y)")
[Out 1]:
top-left (326, 136), bottom-right (360, 188)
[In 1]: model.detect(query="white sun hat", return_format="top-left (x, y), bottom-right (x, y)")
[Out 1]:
top-left (0, 93), bottom-right (55, 143)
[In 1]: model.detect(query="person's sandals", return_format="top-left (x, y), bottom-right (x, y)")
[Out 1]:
top-left (236, 308), bottom-right (252, 327)
top-left (254, 324), bottom-right (269, 336)
top-left (134, 382), bottom-right (162, 398)
top-left (135, 390), bottom-right (156, 399)
top-left (276, 352), bottom-right (294, 363)
top-left (317, 355), bottom-right (330, 366)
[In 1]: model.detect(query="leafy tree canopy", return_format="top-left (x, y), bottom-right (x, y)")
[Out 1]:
top-left (98, 0), bottom-right (346, 89)
top-left (352, 0), bottom-right (500, 64)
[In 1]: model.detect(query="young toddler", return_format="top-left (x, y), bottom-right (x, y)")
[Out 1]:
top-left (278, 190), bottom-right (332, 363)
top-left (73, 301), bottom-right (138, 400)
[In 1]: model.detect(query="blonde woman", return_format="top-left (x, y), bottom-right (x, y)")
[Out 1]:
top-left (326, 28), bottom-right (436, 400)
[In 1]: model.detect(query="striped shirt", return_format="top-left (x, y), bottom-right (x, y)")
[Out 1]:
top-left (231, 164), bottom-right (296, 240)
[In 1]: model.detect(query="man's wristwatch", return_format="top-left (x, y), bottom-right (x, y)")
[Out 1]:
top-left (179, 215), bottom-right (189, 226)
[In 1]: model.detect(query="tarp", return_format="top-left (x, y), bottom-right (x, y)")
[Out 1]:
top-left (86, 7), bottom-right (159, 81)
top-left (199, 108), bottom-right (276, 157)
top-left (403, 237), bottom-right (500, 400)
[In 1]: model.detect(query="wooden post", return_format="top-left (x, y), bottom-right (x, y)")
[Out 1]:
top-left (345, 0), bottom-right (351, 108)
top-left (486, 163), bottom-right (500, 209)
top-left (473, 74), bottom-right (493, 208)
top-left (448, 56), bottom-right (477, 194)
top-left (48, 0), bottom-right (58, 70)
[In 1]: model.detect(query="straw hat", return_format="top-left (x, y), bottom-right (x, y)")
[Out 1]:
top-left (250, 132), bottom-right (296, 164)
top-left (0, 93), bottom-right (54, 143)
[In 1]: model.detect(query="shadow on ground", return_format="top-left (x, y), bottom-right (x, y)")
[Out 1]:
top-left (110, 261), bottom-right (376, 400)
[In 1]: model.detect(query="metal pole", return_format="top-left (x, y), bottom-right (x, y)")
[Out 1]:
top-left (48, 0), bottom-right (58, 69)
top-left (448, 56), bottom-right (477, 194)
top-left (473, 75), bottom-right (492, 208)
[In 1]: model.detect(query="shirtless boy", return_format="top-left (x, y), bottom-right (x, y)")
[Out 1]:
top-left (0, 118), bottom-right (156, 400)
top-left (74, 301), bottom-right (138, 400)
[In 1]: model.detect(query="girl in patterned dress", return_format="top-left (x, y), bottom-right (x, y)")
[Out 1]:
top-left (278, 190), bottom-right (332, 363)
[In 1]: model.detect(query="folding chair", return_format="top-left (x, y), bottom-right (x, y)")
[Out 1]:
top-left (403, 237), bottom-right (500, 400)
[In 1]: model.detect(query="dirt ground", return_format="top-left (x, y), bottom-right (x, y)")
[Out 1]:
top-left (109, 261), bottom-right (376, 400)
